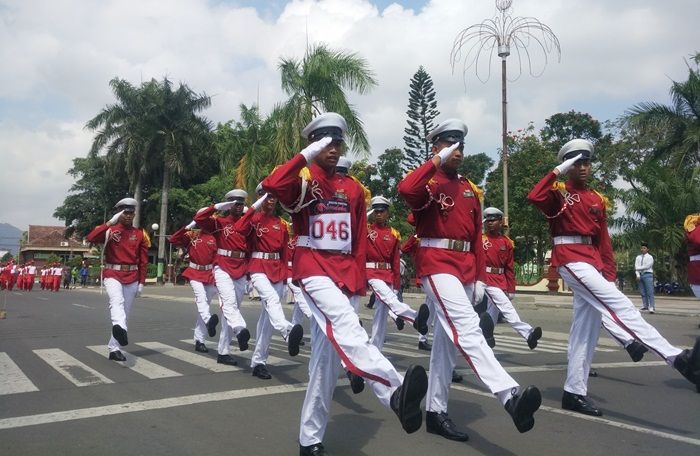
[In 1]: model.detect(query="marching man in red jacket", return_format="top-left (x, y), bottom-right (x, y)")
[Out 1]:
top-left (86, 197), bottom-right (149, 361)
top-left (262, 113), bottom-right (428, 456)
top-left (234, 184), bottom-right (303, 380)
top-left (528, 138), bottom-right (700, 416)
top-left (686, 213), bottom-right (700, 300)
top-left (169, 221), bottom-right (220, 354)
top-left (398, 118), bottom-right (541, 441)
top-left (366, 195), bottom-right (429, 351)
top-left (481, 207), bottom-right (542, 350)
top-left (194, 189), bottom-right (251, 366)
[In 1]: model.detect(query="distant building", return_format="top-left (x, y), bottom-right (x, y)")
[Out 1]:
top-left (19, 225), bottom-right (92, 266)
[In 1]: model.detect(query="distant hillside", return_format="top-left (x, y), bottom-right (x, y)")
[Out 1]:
top-left (0, 223), bottom-right (23, 256)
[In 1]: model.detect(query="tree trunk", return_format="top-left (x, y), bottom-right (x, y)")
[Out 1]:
top-left (133, 177), bottom-right (142, 228)
top-left (157, 166), bottom-right (170, 284)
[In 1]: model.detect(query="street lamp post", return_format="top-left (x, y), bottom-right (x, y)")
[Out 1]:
top-left (450, 0), bottom-right (560, 233)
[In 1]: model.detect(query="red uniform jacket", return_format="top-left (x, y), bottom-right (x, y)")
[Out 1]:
top-left (86, 223), bottom-right (150, 284)
top-left (482, 233), bottom-right (516, 293)
top-left (194, 207), bottom-right (248, 280)
top-left (262, 154), bottom-right (368, 295)
top-left (286, 234), bottom-right (297, 279)
top-left (234, 210), bottom-right (289, 283)
top-left (366, 222), bottom-right (401, 289)
top-left (397, 161), bottom-right (485, 284)
top-left (527, 171), bottom-right (616, 281)
top-left (169, 227), bottom-right (217, 285)
top-left (686, 222), bottom-right (700, 285)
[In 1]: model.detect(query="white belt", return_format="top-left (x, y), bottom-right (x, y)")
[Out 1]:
top-left (553, 235), bottom-right (592, 245)
top-left (104, 263), bottom-right (138, 271)
top-left (217, 248), bottom-right (246, 258)
top-left (287, 261), bottom-right (293, 267)
top-left (486, 266), bottom-right (504, 274)
top-left (251, 252), bottom-right (280, 260)
top-left (419, 238), bottom-right (471, 252)
top-left (296, 236), bottom-right (351, 254)
top-left (690, 254), bottom-right (700, 261)
top-left (188, 262), bottom-right (213, 271)
top-left (366, 262), bottom-right (392, 270)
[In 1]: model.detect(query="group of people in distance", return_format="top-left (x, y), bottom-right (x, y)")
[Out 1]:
top-left (0, 260), bottom-right (72, 292)
top-left (85, 112), bottom-right (700, 456)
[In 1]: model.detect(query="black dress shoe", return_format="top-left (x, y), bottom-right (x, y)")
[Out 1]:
top-left (299, 340), bottom-right (306, 346)
top-left (347, 370), bottom-right (365, 394)
top-left (451, 370), bottom-right (463, 383)
top-left (589, 369), bottom-right (598, 377)
top-left (252, 364), bottom-right (272, 380)
top-left (562, 391), bottom-right (602, 416)
top-left (194, 341), bottom-right (208, 353)
top-left (390, 364), bottom-right (428, 434)
top-left (505, 386), bottom-right (542, 433)
top-left (418, 340), bottom-right (432, 351)
top-left (217, 354), bottom-right (238, 366)
top-left (426, 411), bottom-right (469, 441)
top-left (527, 327), bottom-right (542, 350)
top-left (206, 314), bottom-right (219, 338)
top-left (288, 324), bottom-right (304, 356)
top-left (108, 350), bottom-right (126, 362)
top-left (237, 328), bottom-right (251, 351)
top-left (673, 336), bottom-right (700, 388)
top-left (413, 303), bottom-right (430, 335)
top-left (625, 340), bottom-right (648, 362)
top-left (479, 313), bottom-right (496, 348)
top-left (395, 317), bottom-right (405, 331)
top-left (112, 324), bottom-right (128, 346)
top-left (300, 443), bottom-right (327, 456)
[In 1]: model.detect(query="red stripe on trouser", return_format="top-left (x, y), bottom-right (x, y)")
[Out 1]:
top-left (368, 281), bottom-right (415, 323)
top-left (301, 282), bottom-right (391, 387)
top-left (562, 265), bottom-right (667, 361)
top-left (427, 276), bottom-right (481, 381)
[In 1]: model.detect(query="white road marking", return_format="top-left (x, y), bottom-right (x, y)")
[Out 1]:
top-left (454, 360), bottom-right (667, 376)
top-left (451, 383), bottom-right (700, 447)
top-left (33, 349), bottom-right (113, 387)
top-left (36, 297), bottom-right (49, 301)
top-left (0, 353), bottom-right (39, 395)
top-left (87, 346), bottom-right (182, 379)
top-left (179, 339), bottom-right (299, 366)
top-left (71, 303), bottom-right (92, 309)
top-left (137, 342), bottom-right (241, 373)
top-left (0, 383), bottom-right (309, 430)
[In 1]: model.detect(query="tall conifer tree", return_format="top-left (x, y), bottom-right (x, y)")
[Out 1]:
top-left (402, 66), bottom-right (440, 171)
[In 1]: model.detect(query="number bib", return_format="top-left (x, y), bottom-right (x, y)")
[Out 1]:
top-left (308, 198), bottom-right (352, 252)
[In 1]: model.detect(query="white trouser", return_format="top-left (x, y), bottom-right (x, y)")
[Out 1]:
top-left (368, 279), bottom-right (418, 351)
top-left (601, 311), bottom-right (634, 348)
top-left (189, 280), bottom-right (217, 343)
top-left (691, 284), bottom-right (700, 299)
top-left (422, 274), bottom-right (519, 413)
top-left (214, 266), bottom-right (247, 356)
top-left (485, 286), bottom-right (533, 340)
top-left (251, 273), bottom-right (294, 367)
top-left (104, 278), bottom-right (138, 352)
top-left (288, 278), bottom-right (312, 326)
top-left (298, 276), bottom-right (403, 446)
top-left (559, 262), bottom-right (683, 395)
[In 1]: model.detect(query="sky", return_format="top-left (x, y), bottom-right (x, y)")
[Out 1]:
top-left (0, 0), bottom-right (698, 232)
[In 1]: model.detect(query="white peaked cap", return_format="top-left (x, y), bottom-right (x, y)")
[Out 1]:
top-left (114, 197), bottom-right (138, 208)
top-left (225, 189), bottom-right (248, 200)
top-left (427, 118), bottom-right (468, 143)
top-left (337, 156), bottom-right (352, 169)
top-left (558, 139), bottom-right (594, 162)
top-left (483, 207), bottom-right (504, 219)
top-left (370, 196), bottom-right (391, 208)
top-left (302, 112), bottom-right (348, 141)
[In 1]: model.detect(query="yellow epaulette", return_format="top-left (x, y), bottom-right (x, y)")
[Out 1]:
top-left (505, 235), bottom-right (515, 248)
top-left (390, 227), bottom-right (401, 241)
top-left (350, 175), bottom-right (372, 207)
top-left (685, 213), bottom-right (700, 232)
top-left (592, 190), bottom-right (612, 210)
top-left (299, 167), bottom-right (311, 181)
top-left (281, 218), bottom-right (294, 235)
top-left (142, 230), bottom-right (152, 248)
top-left (467, 179), bottom-right (484, 204)
top-left (551, 181), bottom-right (567, 192)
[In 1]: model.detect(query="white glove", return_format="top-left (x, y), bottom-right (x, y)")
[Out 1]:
top-left (437, 142), bottom-right (461, 164)
top-left (137, 284), bottom-right (143, 297)
top-left (300, 137), bottom-right (333, 162)
top-left (474, 280), bottom-right (486, 305)
top-left (214, 201), bottom-right (235, 211)
top-left (508, 292), bottom-right (516, 301)
top-left (108, 210), bottom-right (124, 225)
top-left (185, 221), bottom-right (196, 230)
top-left (252, 193), bottom-right (268, 210)
top-left (555, 153), bottom-right (583, 175)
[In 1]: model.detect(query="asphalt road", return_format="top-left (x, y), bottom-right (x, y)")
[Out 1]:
top-left (0, 286), bottom-right (698, 456)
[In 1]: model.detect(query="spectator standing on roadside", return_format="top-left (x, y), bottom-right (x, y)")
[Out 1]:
top-left (635, 242), bottom-right (655, 313)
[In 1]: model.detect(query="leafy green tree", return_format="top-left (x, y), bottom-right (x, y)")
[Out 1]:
top-left (458, 152), bottom-right (494, 186)
top-left (1, 252), bottom-right (13, 262)
top-left (402, 66), bottom-right (440, 171)
top-left (275, 43), bottom-right (377, 158)
top-left (540, 110), bottom-right (603, 149)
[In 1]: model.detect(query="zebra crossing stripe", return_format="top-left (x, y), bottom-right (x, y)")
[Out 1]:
top-left (491, 339), bottom-right (561, 354)
top-left (86, 346), bottom-right (182, 379)
top-left (178, 339), bottom-right (300, 367)
top-left (137, 342), bottom-right (241, 373)
top-left (0, 352), bottom-right (39, 395)
top-left (33, 349), bottom-right (113, 387)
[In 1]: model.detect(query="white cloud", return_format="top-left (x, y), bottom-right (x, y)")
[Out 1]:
top-left (0, 0), bottom-right (698, 229)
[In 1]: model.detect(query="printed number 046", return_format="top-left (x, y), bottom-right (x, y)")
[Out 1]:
top-left (311, 219), bottom-right (350, 241)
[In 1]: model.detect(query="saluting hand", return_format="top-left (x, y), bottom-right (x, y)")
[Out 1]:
top-left (252, 193), bottom-right (269, 211)
top-left (214, 201), bottom-right (235, 211)
top-left (554, 153), bottom-right (583, 176)
top-left (107, 210), bottom-right (124, 226)
top-left (300, 137), bottom-right (333, 162)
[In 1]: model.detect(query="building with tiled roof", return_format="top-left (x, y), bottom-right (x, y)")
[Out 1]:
top-left (19, 225), bottom-right (92, 266)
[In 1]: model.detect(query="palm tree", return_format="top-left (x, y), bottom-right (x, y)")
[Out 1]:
top-left (275, 43), bottom-right (377, 158)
